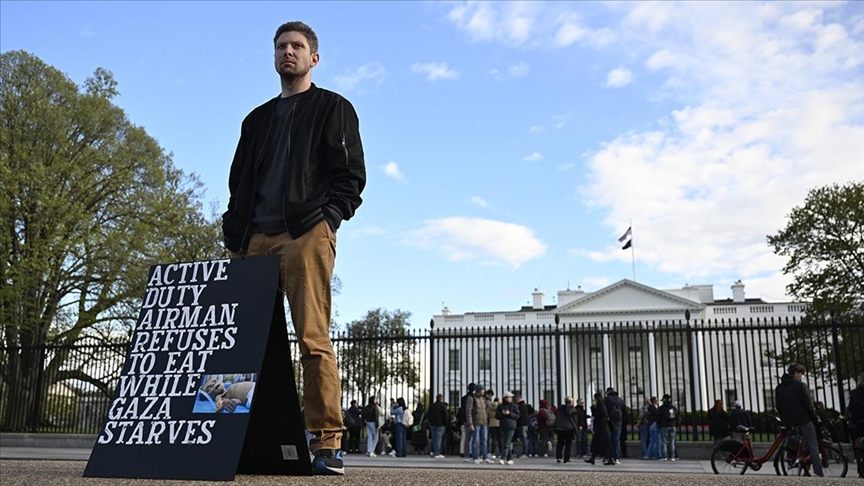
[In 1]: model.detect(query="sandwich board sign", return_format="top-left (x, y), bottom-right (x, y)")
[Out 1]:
top-left (84, 256), bottom-right (311, 480)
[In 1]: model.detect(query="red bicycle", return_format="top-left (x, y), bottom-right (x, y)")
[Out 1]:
top-left (773, 426), bottom-right (848, 477)
top-left (710, 416), bottom-right (790, 475)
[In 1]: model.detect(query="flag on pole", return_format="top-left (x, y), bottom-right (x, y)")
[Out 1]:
top-left (618, 227), bottom-right (631, 243)
top-left (619, 226), bottom-right (632, 250)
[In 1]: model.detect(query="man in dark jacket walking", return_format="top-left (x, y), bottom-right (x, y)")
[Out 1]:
top-left (604, 387), bottom-right (625, 463)
top-left (775, 363), bottom-right (824, 477)
top-left (222, 20), bottom-right (366, 477)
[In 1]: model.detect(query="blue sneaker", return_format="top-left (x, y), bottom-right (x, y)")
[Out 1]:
top-left (312, 449), bottom-right (344, 475)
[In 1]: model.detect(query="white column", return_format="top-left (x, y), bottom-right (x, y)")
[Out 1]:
top-left (603, 331), bottom-right (611, 388)
top-left (648, 332), bottom-right (658, 397)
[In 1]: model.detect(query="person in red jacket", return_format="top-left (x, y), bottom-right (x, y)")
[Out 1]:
top-left (537, 399), bottom-right (557, 457)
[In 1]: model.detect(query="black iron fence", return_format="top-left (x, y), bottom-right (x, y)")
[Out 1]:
top-left (2, 317), bottom-right (861, 441)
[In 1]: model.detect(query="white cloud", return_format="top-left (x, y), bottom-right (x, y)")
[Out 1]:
top-left (446, 2), bottom-right (537, 46)
top-left (522, 152), bottom-right (543, 162)
top-left (411, 62), bottom-right (459, 81)
top-left (80, 25), bottom-right (96, 37)
top-left (645, 49), bottom-right (680, 71)
top-left (383, 161), bottom-right (404, 180)
top-left (405, 217), bottom-right (547, 268)
top-left (529, 126), bottom-right (546, 133)
top-left (508, 61), bottom-right (530, 77)
top-left (469, 196), bottom-right (492, 209)
top-left (491, 61), bottom-right (531, 81)
top-left (332, 62), bottom-right (386, 92)
top-left (606, 67), bottom-right (633, 88)
top-left (556, 162), bottom-right (576, 171)
top-left (445, 3), bottom-right (615, 49)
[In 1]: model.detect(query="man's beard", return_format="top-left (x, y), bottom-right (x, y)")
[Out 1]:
top-left (279, 65), bottom-right (311, 83)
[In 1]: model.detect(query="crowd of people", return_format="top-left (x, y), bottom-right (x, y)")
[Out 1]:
top-left (336, 368), bottom-right (864, 472)
top-left (337, 383), bottom-right (681, 466)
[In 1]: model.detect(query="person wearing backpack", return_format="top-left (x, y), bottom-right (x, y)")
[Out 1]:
top-left (604, 387), bottom-right (624, 463)
top-left (637, 398), bottom-right (652, 459)
top-left (538, 399), bottom-right (557, 457)
top-left (657, 394), bottom-right (680, 461)
top-left (554, 396), bottom-right (579, 463)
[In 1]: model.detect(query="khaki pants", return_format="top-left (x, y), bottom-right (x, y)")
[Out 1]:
top-left (242, 220), bottom-right (341, 452)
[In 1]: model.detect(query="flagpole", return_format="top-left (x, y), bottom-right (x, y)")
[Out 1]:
top-left (630, 219), bottom-right (636, 282)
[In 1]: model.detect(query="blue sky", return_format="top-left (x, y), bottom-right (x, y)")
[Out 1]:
top-left (2, 1), bottom-right (863, 328)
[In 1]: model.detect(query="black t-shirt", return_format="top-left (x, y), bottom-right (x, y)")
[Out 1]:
top-left (252, 94), bottom-right (297, 234)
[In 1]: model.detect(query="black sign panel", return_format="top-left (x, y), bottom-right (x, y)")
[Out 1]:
top-left (84, 256), bottom-right (311, 480)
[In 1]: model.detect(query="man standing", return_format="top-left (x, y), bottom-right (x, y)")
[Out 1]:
top-left (574, 398), bottom-right (589, 458)
top-left (222, 21), bottom-right (366, 476)
top-left (458, 383), bottom-right (476, 459)
top-left (428, 394), bottom-right (449, 458)
top-left (775, 363), bottom-right (824, 477)
top-left (485, 390), bottom-right (501, 458)
top-left (657, 394), bottom-right (679, 461)
top-left (465, 385), bottom-right (493, 464)
top-left (729, 399), bottom-right (752, 441)
top-left (514, 393), bottom-right (529, 457)
top-left (346, 399), bottom-right (363, 453)
top-left (646, 396), bottom-right (661, 459)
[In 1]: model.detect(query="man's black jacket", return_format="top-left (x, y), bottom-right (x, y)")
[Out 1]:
top-left (223, 84), bottom-right (366, 253)
top-left (775, 373), bottom-right (818, 426)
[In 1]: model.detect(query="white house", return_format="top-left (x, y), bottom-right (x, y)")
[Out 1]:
top-left (431, 280), bottom-right (819, 414)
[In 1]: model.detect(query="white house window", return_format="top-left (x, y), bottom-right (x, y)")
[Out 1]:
top-left (541, 346), bottom-right (553, 371)
top-left (479, 347), bottom-right (491, 371)
top-left (449, 349), bottom-right (460, 371)
top-left (509, 347), bottom-right (521, 371)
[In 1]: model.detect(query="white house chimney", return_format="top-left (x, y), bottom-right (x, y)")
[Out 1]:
top-left (732, 280), bottom-right (745, 303)
top-left (532, 289), bottom-right (544, 310)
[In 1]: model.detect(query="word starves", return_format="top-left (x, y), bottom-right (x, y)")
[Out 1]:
top-left (97, 419), bottom-right (216, 446)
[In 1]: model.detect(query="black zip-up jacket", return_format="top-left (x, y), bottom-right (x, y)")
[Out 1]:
top-left (775, 373), bottom-right (818, 426)
top-left (222, 84), bottom-right (366, 253)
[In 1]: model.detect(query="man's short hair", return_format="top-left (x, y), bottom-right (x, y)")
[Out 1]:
top-left (788, 363), bottom-right (806, 374)
top-left (273, 21), bottom-right (319, 53)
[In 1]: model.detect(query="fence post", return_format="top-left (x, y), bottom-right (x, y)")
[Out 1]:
top-left (429, 319), bottom-right (436, 406)
top-left (829, 310), bottom-right (846, 416)
top-left (554, 315), bottom-right (562, 406)
top-left (684, 311), bottom-right (699, 441)
top-left (29, 345), bottom-right (46, 433)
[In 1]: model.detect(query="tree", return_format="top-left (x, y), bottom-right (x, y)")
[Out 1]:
top-left (338, 309), bottom-right (420, 402)
top-left (766, 181), bottom-right (864, 384)
top-left (0, 51), bottom-right (224, 431)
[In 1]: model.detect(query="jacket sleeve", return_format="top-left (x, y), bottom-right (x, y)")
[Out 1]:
top-left (225, 115), bottom-right (251, 219)
top-left (322, 98), bottom-right (366, 231)
top-left (466, 396), bottom-right (475, 424)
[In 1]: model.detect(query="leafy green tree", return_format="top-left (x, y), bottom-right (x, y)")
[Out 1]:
top-left (338, 309), bottom-right (420, 402)
top-left (766, 181), bottom-right (864, 383)
top-left (0, 51), bottom-right (223, 431)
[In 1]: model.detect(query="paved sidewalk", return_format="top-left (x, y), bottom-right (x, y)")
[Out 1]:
top-left (1, 457), bottom-right (853, 486)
